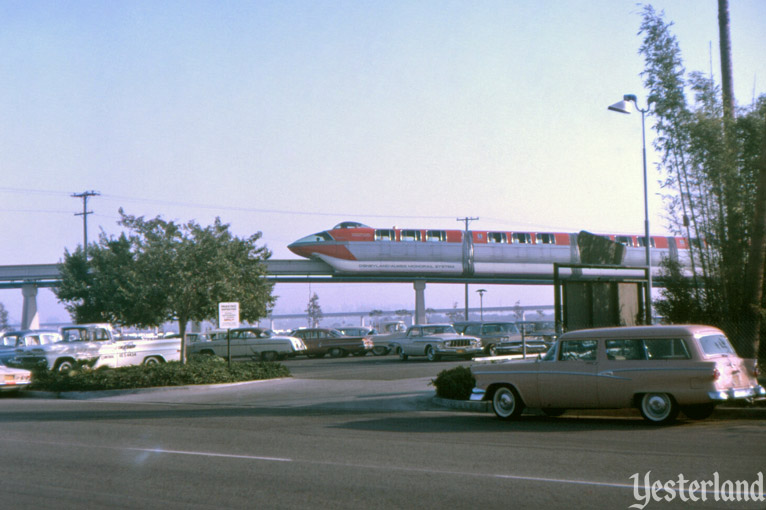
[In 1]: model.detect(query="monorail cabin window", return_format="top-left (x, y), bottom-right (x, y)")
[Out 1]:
top-left (637, 236), bottom-right (656, 248)
top-left (536, 233), bottom-right (555, 244)
top-left (426, 230), bottom-right (447, 242)
top-left (488, 232), bottom-right (507, 243)
top-left (615, 235), bottom-right (635, 247)
top-left (401, 230), bottom-right (422, 242)
top-left (511, 233), bottom-right (532, 244)
top-left (375, 229), bottom-right (395, 241)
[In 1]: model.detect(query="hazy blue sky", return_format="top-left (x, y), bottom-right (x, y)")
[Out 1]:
top-left (2, 1), bottom-right (764, 326)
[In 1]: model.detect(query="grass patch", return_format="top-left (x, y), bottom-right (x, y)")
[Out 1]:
top-left (29, 355), bottom-right (290, 393)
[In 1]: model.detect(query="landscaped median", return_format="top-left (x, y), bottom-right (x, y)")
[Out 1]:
top-left (26, 355), bottom-right (290, 394)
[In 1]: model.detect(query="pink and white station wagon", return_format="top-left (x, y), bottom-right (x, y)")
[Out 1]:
top-left (470, 325), bottom-right (765, 424)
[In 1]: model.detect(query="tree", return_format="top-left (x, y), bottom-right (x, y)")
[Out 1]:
top-left (639, 6), bottom-right (766, 360)
top-left (306, 293), bottom-right (322, 327)
top-left (0, 302), bottom-right (9, 331)
top-left (55, 209), bottom-right (275, 362)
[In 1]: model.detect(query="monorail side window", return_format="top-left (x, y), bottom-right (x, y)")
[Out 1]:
top-left (637, 236), bottom-right (656, 248)
top-left (511, 233), bottom-right (532, 244)
top-left (401, 230), bottom-right (422, 242)
top-left (536, 233), bottom-right (555, 244)
top-left (375, 229), bottom-right (395, 241)
top-left (616, 236), bottom-right (635, 247)
top-left (426, 230), bottom-right (447, 242)
top-left (488, 232), bottom-right (507, 243)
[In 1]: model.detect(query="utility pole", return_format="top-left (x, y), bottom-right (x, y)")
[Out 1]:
top-left (457, 216), bottom-right (479, 320)
top-left (72, 190), bottom-right (100, 259)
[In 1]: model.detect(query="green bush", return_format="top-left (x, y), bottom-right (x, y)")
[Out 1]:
top-left (28, 355), bottom-right (290, 393)
top-left (431, 365), bottom-right (475, 400)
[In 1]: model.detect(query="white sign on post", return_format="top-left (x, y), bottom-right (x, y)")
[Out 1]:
top-left (218, 302), bottom-right (240, 329)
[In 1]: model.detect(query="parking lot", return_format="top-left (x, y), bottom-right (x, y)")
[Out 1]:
top-left (1, 354), bottom-right (765, 509)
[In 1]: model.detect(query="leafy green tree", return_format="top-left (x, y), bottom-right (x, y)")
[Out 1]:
top-left (56, 210), bottom-right (275, 362)
top-left (639, 6), bottom-right (766, 359)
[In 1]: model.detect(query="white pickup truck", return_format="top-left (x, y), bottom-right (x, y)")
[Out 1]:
top-left (14, 324), bottom-right (182, 371)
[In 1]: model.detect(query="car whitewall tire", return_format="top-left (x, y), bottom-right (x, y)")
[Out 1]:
top-left (492, 386), bottom-right (524, 420)
top-left (639, 393), bottom-right (679, 425)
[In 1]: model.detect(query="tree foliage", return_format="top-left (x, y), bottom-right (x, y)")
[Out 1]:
top-left (305, 292), bottom-right (322, 327)
top-left (639, 6), bottom-right (766, 359)
top-left (55, 210), bottom-right (275, 361)
top-left (0, 302), bottom-right (9, 331)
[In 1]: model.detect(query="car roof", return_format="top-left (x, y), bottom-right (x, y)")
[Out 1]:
top-left (559, 325), bottom-right (724, 340)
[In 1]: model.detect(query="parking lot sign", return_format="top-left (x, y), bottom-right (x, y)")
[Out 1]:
top-left (218, 302), bottom-right (240, 329)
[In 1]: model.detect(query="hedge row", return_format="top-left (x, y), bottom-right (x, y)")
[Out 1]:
top-left (29, 355), bottom-right (290, 393)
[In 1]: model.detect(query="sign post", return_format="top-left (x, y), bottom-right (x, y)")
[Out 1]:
top-left (218, 302), bottom-right (240, 368)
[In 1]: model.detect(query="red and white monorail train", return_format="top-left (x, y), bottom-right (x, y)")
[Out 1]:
top-left (288, 222), bottom-right (692, 278)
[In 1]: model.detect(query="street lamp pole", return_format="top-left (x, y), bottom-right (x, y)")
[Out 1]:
top-left (608, 94), bottom-right (652, 323)
top-left (476, 289), bottom-right (487, 320)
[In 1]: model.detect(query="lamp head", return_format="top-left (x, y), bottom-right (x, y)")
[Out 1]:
top-left (608, 100), bottom-right (632, 114)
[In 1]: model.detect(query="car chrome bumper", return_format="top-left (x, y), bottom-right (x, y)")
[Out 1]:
top-left (708, 385), bottom-right (766, 401)
top-left (469, 388), bottom-right (486, 401)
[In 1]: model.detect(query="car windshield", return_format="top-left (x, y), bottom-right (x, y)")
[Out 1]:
top-left (698, 334), bottom-right (736, 356)
top-left (422, 326), bottom-right (456, 335)
top-left (484, 323), bottom-right (519, 334)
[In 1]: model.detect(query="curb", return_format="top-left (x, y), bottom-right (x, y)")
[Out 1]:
top-left (20, 378), bottom-right (287, 400)
top-left (432, 396), bottom-right (766, 418)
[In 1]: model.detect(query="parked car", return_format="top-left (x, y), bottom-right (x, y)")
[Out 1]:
top-left (471, 325), bottom-right (765, 425)
top-left (290, 328), bottom-right (374, 358)
top-left (390, 324), bottom-right (483, 362)
top-left (0, 330), bottom-right (62, 364)
top-left (0, 361), bottom-right (32, 392)
top-left (518, 321), bottom-right (558, 346)
top-left (454, 321), bottom-right (547, 356)
top-left (188, 327), bottom-right (306, 361)
top-left (338, 327), bottom-right (393, 356)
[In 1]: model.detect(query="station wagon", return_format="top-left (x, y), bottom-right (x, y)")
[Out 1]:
top-left (471, 325), bottom-right (764, 424)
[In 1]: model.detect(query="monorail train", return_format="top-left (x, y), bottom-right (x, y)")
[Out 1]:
top-left (288, 222), bottom-right (692, 278)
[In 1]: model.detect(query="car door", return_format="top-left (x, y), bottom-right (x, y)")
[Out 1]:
top-left (537, 339), bottom-right (600, 408)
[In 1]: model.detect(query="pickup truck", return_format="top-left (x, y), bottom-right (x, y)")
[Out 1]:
top-left (388, 324), bottom-right (483, 361)
top-left (188, 327), bottom-right (306, 361)
top-left (13, 324), bottom-right (182, 371)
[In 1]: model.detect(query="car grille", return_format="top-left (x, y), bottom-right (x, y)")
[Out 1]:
top-left (446, 339), bottom-right (473, 348)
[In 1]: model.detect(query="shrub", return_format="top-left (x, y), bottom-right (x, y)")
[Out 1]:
top-left (431, 366), bottom-right (475, 400)
top-left (28, 355), bottom-right (290, 393)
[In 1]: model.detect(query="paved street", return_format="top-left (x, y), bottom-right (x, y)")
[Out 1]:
top-left (1, 356), bottom-right (764, 509)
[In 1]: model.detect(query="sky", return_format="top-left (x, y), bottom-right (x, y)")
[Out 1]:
top-left (1, 0), bottom-right (765, 327)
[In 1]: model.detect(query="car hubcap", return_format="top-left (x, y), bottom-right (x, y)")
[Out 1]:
top-left (496, 391), bottom-right (514, 415)
top-left (645, 394), bottom-right (670, 419)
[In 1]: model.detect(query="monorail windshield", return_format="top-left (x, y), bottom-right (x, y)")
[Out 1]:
top-left (333, 222), bottom-right (370, 229)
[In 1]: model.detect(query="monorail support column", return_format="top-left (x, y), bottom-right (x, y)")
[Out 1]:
top-left (414, 280), bottom-right (426, 325)
top-left (21, 284), bottom-right (40, 330)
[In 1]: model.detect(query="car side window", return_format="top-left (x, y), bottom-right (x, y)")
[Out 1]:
top-left (605, 339), bottom-right (647, 360)
top-left (644, 338), bottom-right (691, 360)
top-left (466, 325), bottom-right (480, 336)
top-left (559, 340), bottom-right (598, 361)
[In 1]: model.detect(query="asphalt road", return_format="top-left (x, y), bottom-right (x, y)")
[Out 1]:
top-left (1, 356), bottom-right (764, 510)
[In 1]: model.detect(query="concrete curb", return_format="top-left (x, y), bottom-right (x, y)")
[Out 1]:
top-left (431, 396), bottom-right (766, 418)
top-left (20, 378), bottom-right (287, 400)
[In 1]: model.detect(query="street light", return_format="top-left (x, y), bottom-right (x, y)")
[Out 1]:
top-left (608, 94), bottom-right (652, 323)
top-left (476, 289), bottom-right (487, 320)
